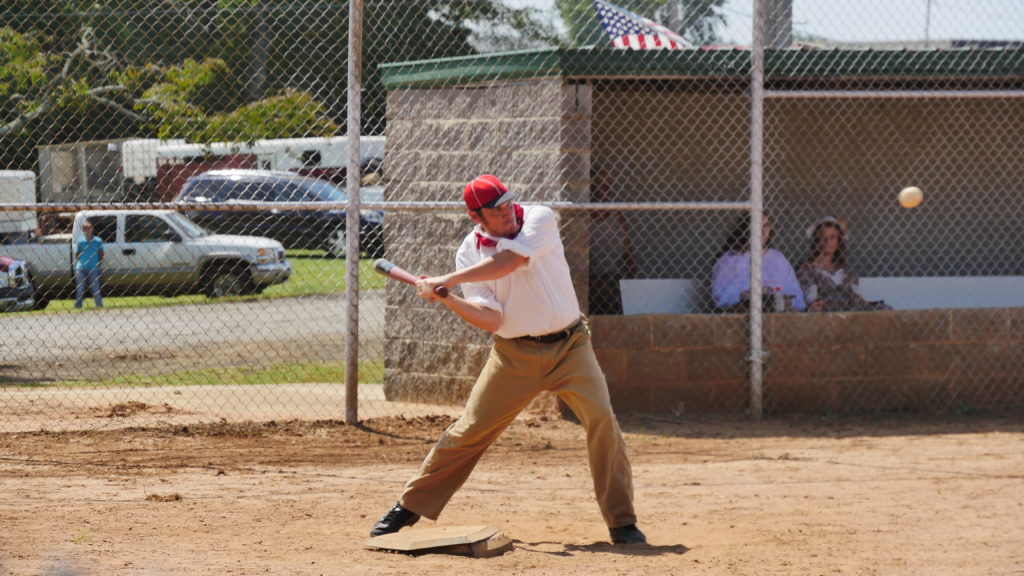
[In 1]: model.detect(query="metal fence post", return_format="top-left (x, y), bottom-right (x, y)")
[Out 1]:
top-left (345, 0), bottom-right (364, 425)
top-left (749, 0), bottom-right (766, 420)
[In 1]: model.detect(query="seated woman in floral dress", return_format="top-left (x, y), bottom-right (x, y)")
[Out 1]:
top-left (797, 216), bottom-right (890, 312)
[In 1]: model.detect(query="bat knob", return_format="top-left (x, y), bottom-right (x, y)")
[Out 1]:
top-left (436, 286), bottom-right (449, 298)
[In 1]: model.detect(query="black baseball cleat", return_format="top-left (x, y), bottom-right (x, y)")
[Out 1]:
top-left (369, 502), bottom-right (421, 537)
top-left (609, 523), bottom-right (647, 545)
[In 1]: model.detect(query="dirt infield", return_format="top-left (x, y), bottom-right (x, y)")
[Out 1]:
top-left (1, 414), bottom-right (1022, 575)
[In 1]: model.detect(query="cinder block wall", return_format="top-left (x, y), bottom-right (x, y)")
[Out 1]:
top-left (592, 308), bottom-right (1024, 416)
top-left (382, 78), bottom-right (593, 404)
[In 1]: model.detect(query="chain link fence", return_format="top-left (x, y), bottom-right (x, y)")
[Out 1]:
top-left (0, 1), bottom-right (1021, 431)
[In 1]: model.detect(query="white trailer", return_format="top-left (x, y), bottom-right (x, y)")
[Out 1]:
top-left (121, 136), bottom-right (386, 184)
top-left (120, 139), bottom-right (186, 184)
top-left (0, 171), bottom-right (38, 241)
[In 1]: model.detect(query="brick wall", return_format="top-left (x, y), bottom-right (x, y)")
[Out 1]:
top-left (592, 308), bottom-right (1024, 416)
top-left (382, 78), bottom-right (593, 405)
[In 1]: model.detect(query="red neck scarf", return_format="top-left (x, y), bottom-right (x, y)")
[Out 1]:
top-left (475, 204), bottom-right (525, 249)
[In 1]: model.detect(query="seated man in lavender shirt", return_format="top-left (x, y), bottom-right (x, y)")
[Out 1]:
top-left (711, 213), bottom-right (805, 312)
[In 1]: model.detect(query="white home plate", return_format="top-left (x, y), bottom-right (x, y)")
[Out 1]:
top-left (365, 525), bottom-right (513, 558)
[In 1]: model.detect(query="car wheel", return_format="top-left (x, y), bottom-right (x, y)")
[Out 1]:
top-left (204, 265), bottom-right (254, 298)
top-left (26, 273), bottom-right (49, 310)
top-left (324, 227), bottom-right (347, 259)
top-left (30, 291), bottom-right (49, 311)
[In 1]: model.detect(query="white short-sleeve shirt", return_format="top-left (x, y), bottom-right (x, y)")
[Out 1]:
top-left (456, 205), bottom-right (581, 339)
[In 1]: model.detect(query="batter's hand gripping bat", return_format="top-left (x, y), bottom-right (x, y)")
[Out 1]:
top-left (373, 258), bottom-right (449, 298)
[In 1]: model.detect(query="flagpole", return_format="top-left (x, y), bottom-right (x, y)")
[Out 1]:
top-left (749, 0), bottom-right (766, 421)
top-left (924, 0), bottom-right (932, 48)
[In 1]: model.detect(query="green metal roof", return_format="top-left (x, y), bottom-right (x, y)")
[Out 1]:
top-left (380, 46), bottom-right (1024, 90)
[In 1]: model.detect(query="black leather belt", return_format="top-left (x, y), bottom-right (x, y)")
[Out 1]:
top-left (515, 318), bottom-right (584, 344)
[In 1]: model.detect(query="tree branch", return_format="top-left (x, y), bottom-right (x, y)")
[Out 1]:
top-left (0, 100), bottom-right (52, 137)
top-left (88, 92), bottom-right (149, 123)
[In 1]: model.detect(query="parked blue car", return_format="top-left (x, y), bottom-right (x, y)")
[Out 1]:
top-left (174, 170), bottom-right (384, 258)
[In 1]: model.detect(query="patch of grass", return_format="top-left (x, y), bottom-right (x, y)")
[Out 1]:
top-left (34, 254), bottom-right (385, 313)
top-left (264, 251), bottom-right (385, 297)
top-left (43, 360), bottom-right (383, 388)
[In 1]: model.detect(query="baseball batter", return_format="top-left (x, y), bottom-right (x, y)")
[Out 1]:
top-left (369, 174), bottom-right (646, 545)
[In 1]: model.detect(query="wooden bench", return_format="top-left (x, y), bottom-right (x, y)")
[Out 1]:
top-left (858, 276), bottom-right (1024, 310)
top-left (617, 277), bottom-right (1024, 314)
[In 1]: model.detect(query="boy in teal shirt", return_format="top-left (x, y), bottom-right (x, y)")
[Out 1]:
top-left (75, 220), bottom-right (104, 308)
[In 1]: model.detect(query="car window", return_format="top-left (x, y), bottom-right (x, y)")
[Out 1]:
top-left (125, 215), bottom-right (174, 243)
top-left (166, 212), bottom-right (209, 238)
top-left (87, 215), bottom-right (118, 243)
top-left (207, 180), bottom-right (234, 202)
top-left (211, 179), bottom-right (273, 202)
top-left (273, 181), bottom-right (310, 202)
top-left (180, 179), bottom-right (220, 201)
top-left (305, 179), bottom-right (347, 202)
top-left (240, 181), bottom-right (275, 202)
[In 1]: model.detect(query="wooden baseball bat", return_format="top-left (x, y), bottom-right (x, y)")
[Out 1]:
top-left (373, 258), bottom-right (449, 298)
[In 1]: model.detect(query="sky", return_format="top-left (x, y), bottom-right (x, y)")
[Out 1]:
top-left (715, 0), bottom-right (1024, 45)
top-left (500, 0), bottom-right (1024, 48)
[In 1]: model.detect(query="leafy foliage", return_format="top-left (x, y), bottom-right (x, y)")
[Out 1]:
top-left (184, 89), bottom-right (338, 143)
top-left (0, 0), bottom-right (562, 169)
top-left (127, 58), bottom-right (337, 142)
top-left (0, 27), bottom-right (51, 99)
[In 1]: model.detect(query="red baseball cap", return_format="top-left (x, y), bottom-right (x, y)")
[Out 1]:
top-left (463, 174), bottom-right (514, 210)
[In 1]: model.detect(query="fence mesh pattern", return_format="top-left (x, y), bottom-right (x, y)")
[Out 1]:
top-left (0, 1), bottom-right (1021, 431)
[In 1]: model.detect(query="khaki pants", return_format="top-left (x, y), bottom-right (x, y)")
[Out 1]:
top-left (400, 321), bottom-right (637, 528)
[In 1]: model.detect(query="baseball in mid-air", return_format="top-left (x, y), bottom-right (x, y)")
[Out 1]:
top-left (898, 186), bottom-right (923, 209)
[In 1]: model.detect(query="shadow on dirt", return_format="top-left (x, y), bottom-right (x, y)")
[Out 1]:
top-left (615, 410), bottom-right (1024, 440)
top-left (0, 365), bottom-right (56, 386)
top-left (517, 540), bottom-right (689, 557)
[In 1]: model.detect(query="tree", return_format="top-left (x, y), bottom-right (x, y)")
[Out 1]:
top-left (0, 25), bottom-right (336, 167)
top-left (0, 0), bottom-right (564, 170)
top-left (0, 25), bottom-right (145, 168)
top-left (123, 58), bottom-right (338, 142)
top-left (361, 0), bottom-right (563, 134)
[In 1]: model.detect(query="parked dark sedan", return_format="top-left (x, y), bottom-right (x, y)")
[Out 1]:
top-left (174, 170), bottom-right (384, 258)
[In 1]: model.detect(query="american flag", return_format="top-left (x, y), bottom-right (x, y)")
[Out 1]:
top-left (592, 0), bottom-right (690, 50)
